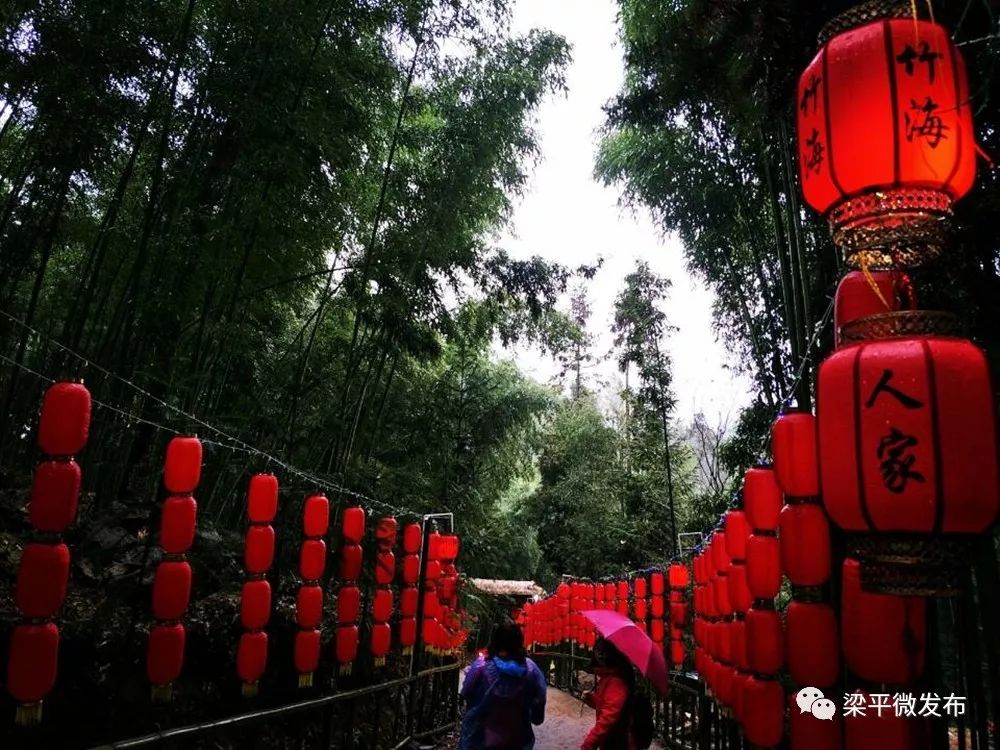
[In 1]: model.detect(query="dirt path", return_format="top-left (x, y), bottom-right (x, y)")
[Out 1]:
top-left (438, 684), bottom-right (664, 749)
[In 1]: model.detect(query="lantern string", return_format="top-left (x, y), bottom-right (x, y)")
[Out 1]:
top-left (0, 327), bottom-right (421, 520)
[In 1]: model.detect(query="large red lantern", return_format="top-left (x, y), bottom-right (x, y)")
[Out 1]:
top-left (746, 535), bottom-right (781, 600)
top-left (147, 624), bottom-right (185, 690)
top-left (746, 607), bottom-right (783, 674)
top-left (160, 495), bottom-right (198, 555)
top-left (237, 631), bottom-right (268, 689)
top-left (15, 543), bottom-right (70, 619)
top-left (342, 506), bottom-right (366, 545)
top-left (797, 18), bottom-right (975, 242)
top-left (841, 558), bottom-right (925, 683)
top-left (246, 473), bottom-right (278, 523)
top-left (819, 337), bottom-right (998, 534)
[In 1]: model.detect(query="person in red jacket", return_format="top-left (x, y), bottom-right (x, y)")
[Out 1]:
top-left (580, 638), bottom-right (637, 750)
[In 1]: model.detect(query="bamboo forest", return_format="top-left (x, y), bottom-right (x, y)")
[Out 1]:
top-left (1, 0), bottom-right (999, 748)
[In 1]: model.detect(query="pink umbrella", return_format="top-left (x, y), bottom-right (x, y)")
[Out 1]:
top-left (582, 609), bottom-right (669, 696)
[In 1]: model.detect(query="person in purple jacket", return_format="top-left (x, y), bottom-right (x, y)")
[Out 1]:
top-left (459, 621), bottom-right (547, 750)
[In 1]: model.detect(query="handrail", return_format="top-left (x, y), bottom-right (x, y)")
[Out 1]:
top-left (91, 662), bottom-right (461, 749)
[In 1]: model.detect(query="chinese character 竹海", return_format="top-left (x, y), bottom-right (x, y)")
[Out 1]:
top-left (905, 97), bottom-right (949, 148)
top-left (896, 42), bottom-right (943, 84)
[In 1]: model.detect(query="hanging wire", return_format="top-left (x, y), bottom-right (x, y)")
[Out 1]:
top-left (0, 316), bottom-right (420, 519)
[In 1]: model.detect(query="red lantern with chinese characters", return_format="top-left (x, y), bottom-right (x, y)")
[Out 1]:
top-left (786, 601), bottom-right (839, 688)
top-left (771, 410), bottom-right (819, 497)
top-left (841, 558), bottom-right (926, 683)
top-left (797, 18), bottom-right (975, 240)
top-left (819, 337), bottom-right (998, 534)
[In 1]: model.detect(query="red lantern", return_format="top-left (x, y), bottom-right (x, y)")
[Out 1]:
top-left (337, 585), bottom-right (361, 624)
top-left (15, 543), bottom-right (70, 619)
top-left (744, 467), bottom-right (781, 531)
top-left (296, 585), bottom-right (323, 628)
top-left (834, 271), bottom-right (911, 347)
top-left (771, 410), bottom-right (819, 497)
top-left (797, 19), bottom-right (975, 219)
top-left (790, 693), bottom-right (842, 750)
top-left (844, 691), bottom-right (930, 750)
top-left (402, 554), bottom-right (419, 584)
top-left (650, 619), bottom-right (665, 644)
top-left (724, 512), bottom-right (749, 560)
top-left (342, 506), bottom-right (366, 545)
top-left (400, 618), bottom-right (417, 651)
top-left (38, 382), bottom-right (91, 456)
top-left (7, 623), bottom-right (59, 705)
top-left (247, 474), bottom-right (278, 523)
top-left (746, 535), bottom-right (781, 600)
top-left (147, 624), bottom-right (185, 687)
top-left (779, 503), bottom-right (831, 586)
top-left (336, 625), bottom-right (359, 672)
top-left (651, 595), bottom-right (665, 619)
top-left (160, 495), bottom-right (198, 554)
top-left (786, 601), bottom-right (839, 688)
top-left (152, 561), bottom-right (192, 621)
top-left (670, 602), bottom-right (688, 627)
top-left (237, 631), bottom-right (268, 687)
top-left (303, 494), bottom-right (330, 537)
top-left (371, 622), bottom-right (391, 664)
top-left (400, 587), bottom-right (418, 617)
top-left (376, 516), bottom-right (398, 546)
top-left (164, 437), bottom-right (202, 494)
top-left (730, 618), bottom-right (748, 671)
top-left (841, 558), bottom-right (925, 683)
top-left (650, 572), bottom-right (665, 595)
top-left (294, 629), bottom-right (321, 679)
top-left (670, 640), bottom-right (684, 668)
top-left (727, 564), bottom-right (752, 614)
top-left (339, 543), bottom-right (363, 581)
top-left (634, 598), bottom-right (648, 622)
top-left (372, 589), bottom-right (393, 622)
top-left (746, 608), bottom-right (783, 674)
top-left (376, 551), bottom-right (395, 585)
top-left (668, 562), bottom-right (689, 589)
top-left (742, 677), bottom-right (784, 748)
top-left (818, 338), bottom-right (998, 533)
top-left (240, 580), bottom-right (272, 630)
top-left (634, 576), bottom-right (648, 599)
top-left (299, 539), bottom-right (326, 581)
top-left (29, 460), bottom-right (81, 532)
top-left (245, 524), bottom-right (275, 574)
top-left (712, 532), bottom-right (730, 573)
top-left (402, 523), bottom-right (421, 553)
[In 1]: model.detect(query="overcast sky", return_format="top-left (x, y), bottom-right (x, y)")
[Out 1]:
top-left (491, 0), bottom-right (753, 426)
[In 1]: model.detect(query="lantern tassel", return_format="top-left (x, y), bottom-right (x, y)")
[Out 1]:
top-left (375, 657), bottom-right (385, 668)
top-left (242, 681), bottom-right (259, 698)
top-left (402, 647), bottom-right (412, 656)
top-left (298, 673), bottom-right (313, 688)
top-left (151, 683), bottom-right (174, 704)
top-left (339, 664), bottom-right (352, 676)
top-left (14, 702), bottom-right (43, 727)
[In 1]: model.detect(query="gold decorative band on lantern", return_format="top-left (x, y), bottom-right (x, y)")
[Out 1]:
top-left (850, 535), bottom-right (968, 597)
top-left (831, 192), bottom-right (953, 269)
top-left (818, 0), bottom-right (915, 45)
top-left (839, 310), bottom-right (965, 343)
